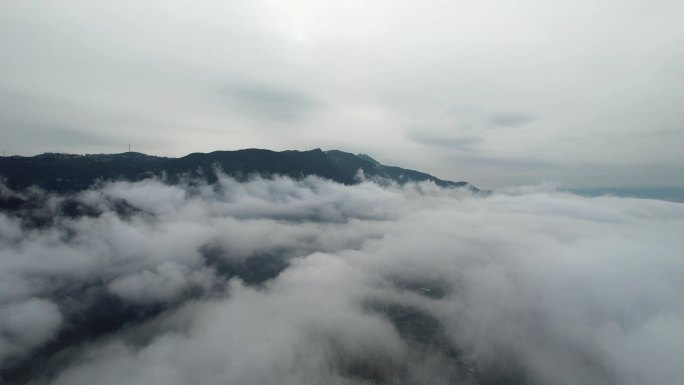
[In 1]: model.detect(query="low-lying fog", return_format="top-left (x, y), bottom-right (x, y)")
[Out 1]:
top-left (1, 175), bottom-right (683, 384)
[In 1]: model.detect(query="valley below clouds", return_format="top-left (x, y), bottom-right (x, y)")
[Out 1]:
top-left (1, 175), bottom-right (683, 385)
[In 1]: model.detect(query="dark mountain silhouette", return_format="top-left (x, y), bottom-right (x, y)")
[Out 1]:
top-left (325, 150), bottom-right (470, 188)
top-left (0, 148), bottom-right (477, 195)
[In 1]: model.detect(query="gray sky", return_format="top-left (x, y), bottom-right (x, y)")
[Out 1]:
top-left (1, 0), bottom-right (683, 188)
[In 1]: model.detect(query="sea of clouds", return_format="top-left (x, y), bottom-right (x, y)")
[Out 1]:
top-left (1, 174), bottom-right (683, 385)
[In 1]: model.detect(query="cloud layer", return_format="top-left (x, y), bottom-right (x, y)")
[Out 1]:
top-left (1, 176), bottom-right (683, 384)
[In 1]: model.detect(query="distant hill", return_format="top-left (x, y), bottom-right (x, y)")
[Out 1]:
top-left (0, 149), bottom-right (478, 194)
top-left (325, 150), bottom-right (470, 189)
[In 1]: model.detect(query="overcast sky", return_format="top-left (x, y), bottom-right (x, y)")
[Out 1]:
top-left (1, 1), bottom-right (683, 188)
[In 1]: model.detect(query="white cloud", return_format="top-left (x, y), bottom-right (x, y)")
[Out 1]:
top-left (0, 176), bottom-right (683, 384)
top-left (0, 298), bottom-right (62, 362)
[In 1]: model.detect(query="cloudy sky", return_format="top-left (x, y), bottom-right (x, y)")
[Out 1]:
top-left (1, 0), bottom-right (683, 188)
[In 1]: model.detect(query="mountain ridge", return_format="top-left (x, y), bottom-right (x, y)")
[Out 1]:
top-left (0, 148), bottom-right (478, 194)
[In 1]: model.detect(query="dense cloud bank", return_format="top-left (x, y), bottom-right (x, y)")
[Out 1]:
top-left (1, 175), bottom-right (683, 384)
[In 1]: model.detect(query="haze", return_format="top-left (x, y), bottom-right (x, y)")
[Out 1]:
top-left (2, 1), bottom-right (683, 188)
